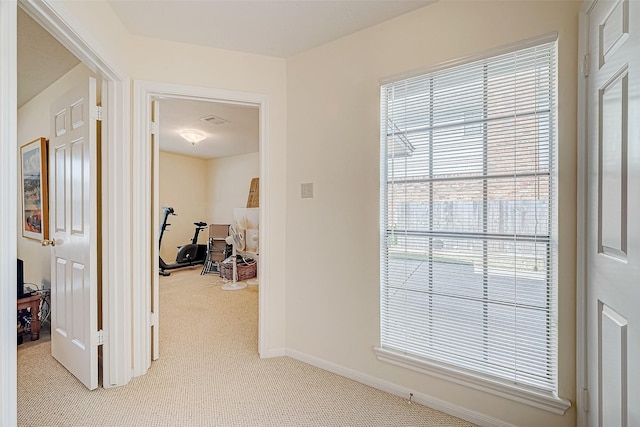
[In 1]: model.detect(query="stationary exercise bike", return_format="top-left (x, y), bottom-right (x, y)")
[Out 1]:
top-left (159, 206), bottom-right (208, 276)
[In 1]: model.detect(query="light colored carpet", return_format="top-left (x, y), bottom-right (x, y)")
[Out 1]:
top-left (17, 268), bottom-right (476, 426)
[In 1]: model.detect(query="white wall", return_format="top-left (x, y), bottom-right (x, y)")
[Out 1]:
top-left (158, 150), bottom-right (259, 260)
top-left (17, 63), bottom-right (98, 288)
top-left (206, 152), bottom-right (259, 225)
top-left (285, 1), bottom-right (580, 426)
top-left (158, 151), bottom-right (208, 261)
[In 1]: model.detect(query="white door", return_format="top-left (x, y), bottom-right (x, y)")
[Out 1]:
top-left (49, 77), bottom-right (99, 390)
top-left (585, 0), bottom-right (640, 425)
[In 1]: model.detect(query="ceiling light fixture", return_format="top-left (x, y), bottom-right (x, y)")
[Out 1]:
top-left (179, 129), bottom-right (206, 145)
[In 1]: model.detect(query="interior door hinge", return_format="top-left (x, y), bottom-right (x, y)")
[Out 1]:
top-left (92, 105), bottom-right (103, 121)
top-left (150, 312), bottom-right (158, 327)
top-left (582, 54), bottom-right (591, 78)
top-left (96, 329), bottom-right (104, 346)
top-left (150, 121), bottom-right (159, 135)
top-left (582, 388), bottom-right (590, 412)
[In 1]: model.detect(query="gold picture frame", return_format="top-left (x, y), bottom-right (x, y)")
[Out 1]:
top-left (20, 137), bottom-right (49, 241)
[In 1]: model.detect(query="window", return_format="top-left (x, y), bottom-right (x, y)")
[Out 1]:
top-left (378, 38), bottom-right (560, 403)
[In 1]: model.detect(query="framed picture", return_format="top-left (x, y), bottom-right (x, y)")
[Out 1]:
top-left (21, 137), bottom-right (49, 241)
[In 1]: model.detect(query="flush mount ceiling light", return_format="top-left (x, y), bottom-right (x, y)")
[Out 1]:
top-left (179, 129), bottom-right (206, 145)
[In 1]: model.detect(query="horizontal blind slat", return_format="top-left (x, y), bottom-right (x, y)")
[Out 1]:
top-left (380, 39), bottom-right (557, 393)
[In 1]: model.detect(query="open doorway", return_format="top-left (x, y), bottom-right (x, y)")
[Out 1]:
top-left (11, 0), bottom-right (132, 401)
top-left (16, 6), bottom-right (103, 383)
top-left (132, 81), bottom-right (268, 374)
top-left (154, 96), bottom-right (261, 351)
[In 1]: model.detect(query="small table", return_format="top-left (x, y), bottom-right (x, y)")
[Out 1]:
top-left (17, 294), bottom-right (43, 341)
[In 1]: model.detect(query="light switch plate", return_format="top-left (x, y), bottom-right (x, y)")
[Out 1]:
top-left (301, 182), bottom-right (314, 198)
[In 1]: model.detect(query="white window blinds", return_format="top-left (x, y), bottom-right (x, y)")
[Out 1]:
top-left (380, 39), bottom-right (558, 393)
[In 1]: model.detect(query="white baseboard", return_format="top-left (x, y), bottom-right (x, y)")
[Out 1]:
top-left (285, 348), bottom-right (517, 427)
top-left (260, 347), bottom-right (286, 358)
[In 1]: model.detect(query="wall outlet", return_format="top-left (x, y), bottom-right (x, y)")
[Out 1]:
top-left (301, 182), bottom-right (314, 199)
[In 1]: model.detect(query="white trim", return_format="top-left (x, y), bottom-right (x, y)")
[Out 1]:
top-left (0, 1), bottom-right (18, 425)
top-left (380, 32), bottom-right (558, 85)
top-left (261, 347), bottom-right (287, 358)
top-left (151, 99), bottom-right (160, 361)
top-left (131, 81), bottom-right (152, 376)
top-left (257, 99), bottom-right (269, 357)
top-left (101, 78), bottom-right (132, 387)
top-left (375, 347), bottom-right (571, 415)
top-left (132, 80), bottom-right (271, 376)
top-left (19, 0), bottom-right (132, 388)
top-left (286, 349), bottom-right (517, 427)
top-left (576, 0), bottom-right (596, 425)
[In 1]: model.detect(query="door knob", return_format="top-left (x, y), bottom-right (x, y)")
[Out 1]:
top-left (41, 239), bottom-right (56, 247)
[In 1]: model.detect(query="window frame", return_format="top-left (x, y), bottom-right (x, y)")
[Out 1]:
top-left (375, 33), bottom-right (570, 414)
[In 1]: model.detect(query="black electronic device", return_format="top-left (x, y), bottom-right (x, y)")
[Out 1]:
top-left (17, 258), bottom-right (30, 299)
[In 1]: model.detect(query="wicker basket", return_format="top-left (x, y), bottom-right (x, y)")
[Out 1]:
top-left (219, 257), bottom-right (257, 281)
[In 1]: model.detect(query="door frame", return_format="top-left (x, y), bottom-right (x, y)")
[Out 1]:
top-left (132, 80), bottom-right (270, 375)
top-left (576, 0), bottom-right (595, 424)
top-left (0, 1), bottom-right (19, 423)
top-left (1, 0), bottom-right (133, 419)
top-left (20, 0), bottom-right (133, 389)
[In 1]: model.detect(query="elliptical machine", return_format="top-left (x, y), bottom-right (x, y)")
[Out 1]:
top-left (159, 206), bottom-right (208, 276)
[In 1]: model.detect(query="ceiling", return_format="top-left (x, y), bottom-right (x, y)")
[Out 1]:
top-left (18, 0), bottom-right (433, 159)
top-left (17, 8), bottom-right (80, 109)
top-left (107, 0), bottom-right (433, 58)
top-left (159, 98), bottom-right (259, 159)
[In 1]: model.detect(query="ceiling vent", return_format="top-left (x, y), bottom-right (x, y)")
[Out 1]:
top-left (200, 114), bottom-right (229, 125)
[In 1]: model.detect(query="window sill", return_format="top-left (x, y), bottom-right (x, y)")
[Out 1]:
top-left (374, 347), bottom-right (572, 415)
